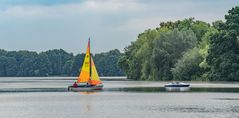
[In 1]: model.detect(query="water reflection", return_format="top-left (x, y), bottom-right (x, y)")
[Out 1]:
top-left (105, 87), bottom-right (239, 93)
top-left (214, 98), bottom-right (239, 101)
top-left (165, 87), bottom-right (190, 92)
top-left (0, 88), bottom-right (67, 93)
top-left (86, 104), bottom-right (91, 112)
top-left (79, 92), bottom-right (98, 95)
top-left (105, 87), bottom-right (165, 92)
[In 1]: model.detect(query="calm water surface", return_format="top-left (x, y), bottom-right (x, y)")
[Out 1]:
top-left (0, 77), bottom-right (238, 118)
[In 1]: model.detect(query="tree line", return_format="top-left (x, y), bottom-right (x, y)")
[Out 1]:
top-left (118, 6), bottom-right (239, 81)
top-left (0, 49), bottom-right (124, 77)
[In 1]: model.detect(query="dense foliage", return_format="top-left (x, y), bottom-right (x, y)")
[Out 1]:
top-left (94, 49), bottom-right (124, 76)
top-left (207, 6), bottom-right (239, 81)
top-left (0, 49), bottom-right (124, 77)
top-left (119, 6), bottom-right (239, 81)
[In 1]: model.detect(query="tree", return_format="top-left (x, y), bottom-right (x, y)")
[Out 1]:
top-left (13, 51), bottom-right (38, 76)
top-left (94, 49), bottom-right (124, 76)
top-left (0, 56), bottom-right (7, 76)
top-left (151, 29), bottom-right (197, 80)
top-left (63, 60), bottom-right (73, 76)
top-left (172, 48), bottom-right (203, 81)
top-left (191, 21), bottom-right (210, 42)
top-left (118, 29), bottom-right (162, 79)
top-left (70, 53), bottom-right (85, 76)
top-left (33, 53), bottom-right (52, 76)
top-left (212, 20), bottom-right (225, 30)
top-left (45, 49), bottom-right (73, 75)
top-left (207, 6), bottom-right (239, 81)
top-left (5, 57), bottom-right (18, 76)
top-left (0, 49), bottom-right (7, 56)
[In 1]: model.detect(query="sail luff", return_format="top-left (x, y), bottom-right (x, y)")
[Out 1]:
top-left (77, 39), bottom-right (91, 83)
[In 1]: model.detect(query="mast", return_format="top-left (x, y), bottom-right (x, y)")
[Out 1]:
top-left (89, 37), bottom-right (92, 79)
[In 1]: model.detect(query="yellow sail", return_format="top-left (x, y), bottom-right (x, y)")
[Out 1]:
top-left (77, 40), bottom-right (90, 83)
top-left (89, 57), bottom-right (102, 85)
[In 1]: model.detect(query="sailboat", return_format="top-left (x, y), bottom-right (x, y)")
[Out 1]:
top-left (68, 38), bottom-right (103, 92)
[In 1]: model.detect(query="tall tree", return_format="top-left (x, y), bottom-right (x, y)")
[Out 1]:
top-left (207, 6), bottom-right (239, 81)
top-left (151, 29), bottom-right (197, 80)
top-left (172, 48), bottom-right (203, 81)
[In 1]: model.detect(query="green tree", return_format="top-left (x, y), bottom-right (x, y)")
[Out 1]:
top-left (119, 29), bottom-right (162, 79)
top-left (0, 56), bottom-right (7, 76)
top-left (0, 49), bottom-right (7, 56)
top-left (151, 29), bottom-right (197, 80)
top-left (14, 51), bottom-right (38, 76)
top-left (212, 20), bottom-right (225, 30)
top-left (207, 6), bottom-right (239, 81)
top-left (94, 49), bottom-right (124, 76)
top-left (70, 53), bottom-right (84, 76)
top-left (18, 58), bottom-right (35, 76)
top-left (45, 49), bottom-right (73, 75)
top-left (33, 53), bottom-right (52, 76)
top-left (5, 57), bottom-right (18, 76)
top-left (172, 48), bottom-right (203, 81)
top-left (191, 21), bottom-right (210, 41)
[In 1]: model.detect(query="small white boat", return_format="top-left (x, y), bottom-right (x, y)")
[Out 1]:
top-left (164, 82), bottom-right (190, 87)
top-left (164, 82), bottom-right (190, 92)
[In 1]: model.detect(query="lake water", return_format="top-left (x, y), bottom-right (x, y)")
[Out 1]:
top-left (0, 77), bottom-right (239, 118)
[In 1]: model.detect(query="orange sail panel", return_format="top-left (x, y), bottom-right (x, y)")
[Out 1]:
top-left (89, 57), bottom-right (102, 85)
top-left (77, 41), bottom-right (90, 83)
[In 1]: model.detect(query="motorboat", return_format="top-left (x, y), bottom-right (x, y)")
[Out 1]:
top-left (164, 82), bottom-right (190, 87)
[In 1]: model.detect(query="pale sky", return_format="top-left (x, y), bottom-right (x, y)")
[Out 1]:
top-left (0, 0), bottom-right (238, 54)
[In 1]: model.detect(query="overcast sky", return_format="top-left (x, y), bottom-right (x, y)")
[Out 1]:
top-left (0, 0), bottom-right (238, 54)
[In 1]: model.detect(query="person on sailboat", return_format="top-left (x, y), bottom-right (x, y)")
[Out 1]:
top-left (73, 82), bottom-right (78, 88)
top-left (86, 79), bottom-right (91, 87)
